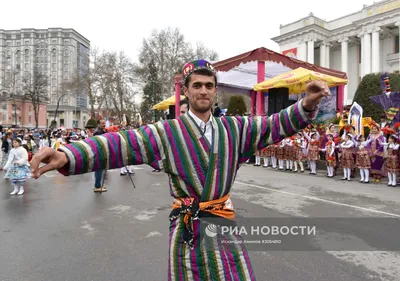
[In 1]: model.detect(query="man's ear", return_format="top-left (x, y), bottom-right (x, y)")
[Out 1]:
top-left (182, 86), bottom-right (188, 97)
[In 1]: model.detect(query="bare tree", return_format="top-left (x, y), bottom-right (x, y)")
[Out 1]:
top-left (136, 27), bottom-right (219, 99)
top-left (3, 69), bottom-right (22, 126)
top-left (22, 67), bottom-right (49, 128)
top-left (101, 51), bottom-right (136, 122)
top-left (51, 79), bottom-right (74, 125)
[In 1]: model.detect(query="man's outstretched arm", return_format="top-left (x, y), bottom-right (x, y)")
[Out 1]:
top-left (30, 124), bottom-right (165, 179)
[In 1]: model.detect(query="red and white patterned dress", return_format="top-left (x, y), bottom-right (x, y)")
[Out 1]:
top-left (324, 141), bottom-right (336, 167)
top-left (340, 140), bottom-right (355, 169)
top-left (356, 144), bottom-right (371, 169)
top-left (307, 140), bottom-right (320, 161)
top-left (261, 145), bottom-right (272, 158)
top-left (292, 139), bottom-right (304, 161)
top-left (385, 144), bottom-right (399, 173)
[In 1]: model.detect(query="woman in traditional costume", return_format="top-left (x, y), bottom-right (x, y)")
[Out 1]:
top-left (366, 122), bottom-right (386, 182)
top-left (356, 135), bottom-right (372, 183)
top-left (380, 135), bottom-right (399, 187)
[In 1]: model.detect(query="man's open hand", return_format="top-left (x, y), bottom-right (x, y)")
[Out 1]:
top-left (30, 147), bottom-right (68, 179)
top-left (302, 81), bottom-right (331, 111)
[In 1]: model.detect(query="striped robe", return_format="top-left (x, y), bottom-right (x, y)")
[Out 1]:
top-left (58, 100), bottom-right (317, 281)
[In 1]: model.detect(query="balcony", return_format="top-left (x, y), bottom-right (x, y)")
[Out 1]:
top-left (387, 53), bottom-right (399, 66)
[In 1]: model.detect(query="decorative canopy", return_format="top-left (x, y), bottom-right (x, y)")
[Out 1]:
top-left (174, 47), bottom-right (347, 90)
top-left (153, 95), bottom-right (185, 110)
top-left (254, 67), bottom-right (348, 94)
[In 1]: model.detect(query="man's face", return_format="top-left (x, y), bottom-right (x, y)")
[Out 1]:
top-left (99, 120), bottom-right (106, 129)
top-left (183, 74), bottom-right (217, 113)
top-left (180, 103), bottom-right (188, 115)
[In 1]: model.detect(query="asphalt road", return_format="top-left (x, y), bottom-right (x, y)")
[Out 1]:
top-left (1, 164), bottom-right (400, 281)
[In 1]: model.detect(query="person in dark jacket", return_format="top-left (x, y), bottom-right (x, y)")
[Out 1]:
top-left (93, 119), bottom-right (107, 192)
top-left (213, 103), bottom-right (221, 117)
top-left (1, 132), bottom-right (13, 170)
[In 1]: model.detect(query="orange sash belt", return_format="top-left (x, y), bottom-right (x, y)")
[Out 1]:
top-left (169, 194), bottom-right (235, 250)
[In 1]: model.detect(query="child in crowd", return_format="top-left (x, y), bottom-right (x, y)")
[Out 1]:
top-left (304, 130), bottom-right (320, 175)
top-left (319, 134), bottom-right (336, 178)
top-left (380, 135), bottom-right (399, 187)
top-left (4, 138), bottom-right (31, 195)
top-left (340, 134), bottom-right (355, 181)
top-left (356, 135), bottom-right (371, 183)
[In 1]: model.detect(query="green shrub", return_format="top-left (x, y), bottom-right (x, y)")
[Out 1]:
top-left (353, 72), bottom-right (400, 121)
top-left (227, 95), bottom-right (247, 116)
top-left (86, 118), bottom-right (97, 129)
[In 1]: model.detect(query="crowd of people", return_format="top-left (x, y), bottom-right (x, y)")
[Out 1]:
top-left (251, 119), bottom-right (400, 186)
top-left (0, 124), bottom-right (135, 195)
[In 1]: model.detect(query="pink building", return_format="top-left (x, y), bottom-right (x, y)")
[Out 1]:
top-left (0, 99), bottom-right (47, 128)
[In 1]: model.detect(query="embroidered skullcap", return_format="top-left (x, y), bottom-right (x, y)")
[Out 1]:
top-left (182, 60), bottom-right (216, 84)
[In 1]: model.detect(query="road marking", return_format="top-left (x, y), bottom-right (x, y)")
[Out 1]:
top-left (235, 181), bottom-right (400, 218)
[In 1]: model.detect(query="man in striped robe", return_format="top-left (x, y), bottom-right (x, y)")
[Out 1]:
top-left (30, 60), bottom-right (329, 281)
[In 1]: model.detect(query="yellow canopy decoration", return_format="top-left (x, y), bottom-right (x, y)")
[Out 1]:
top-left (152, 95), bottom-right (185, 110)
top-left (254, 67), bottom-right (348, 94)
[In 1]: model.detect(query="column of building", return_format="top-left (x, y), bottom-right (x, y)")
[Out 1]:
top-left (307, 38), bottom-right (315, 64)
top-left (371, 27), bottom-right (380, 73)
top-left (299, 39), bottom-right (307, 61)
top-left (319, 42), bottom-right (326, 67)
top-left (363, 30), bottom-right (372, 76)
top-left (319, 41), bottom-right (331, 68)
top-left (339, 37), bottom-right (349, 104)
top-left (396, 21), bottom-right (400, 73)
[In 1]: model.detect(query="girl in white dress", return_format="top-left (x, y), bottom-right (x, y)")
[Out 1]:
top-left (4, 138), bottom-right (31, 195)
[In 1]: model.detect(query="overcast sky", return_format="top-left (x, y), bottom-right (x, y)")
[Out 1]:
top-left (1, 0), bottom-right (376, 62)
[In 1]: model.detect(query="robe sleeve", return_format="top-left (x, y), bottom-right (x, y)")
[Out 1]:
top-left (57, 124), bottom-right (165, 176)
top-left (238, 99), bottom-right (318, 159)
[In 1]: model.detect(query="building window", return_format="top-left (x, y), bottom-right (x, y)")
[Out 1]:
top-left (29, 106), bottom-right (31, 112)
top-left (29, 116), bottom-right (32, 123)
top-left (395, 35), bottom-right (399, 54)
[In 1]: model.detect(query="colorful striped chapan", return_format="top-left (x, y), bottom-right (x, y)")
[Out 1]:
top-left (58, 100), bottom-right (317, 281)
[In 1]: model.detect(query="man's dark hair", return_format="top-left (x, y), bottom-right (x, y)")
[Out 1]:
top-left (184, 69), bottom-right (217, 88)
top-left (97, 119), bottom-right (105, 125)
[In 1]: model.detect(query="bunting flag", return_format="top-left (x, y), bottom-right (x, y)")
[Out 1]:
top-left (385, 107), bottom-right (399, 122)
top-left (122, 114), bottom-right (127, 123)
top-left (105, 116), bottom-right (110, 127)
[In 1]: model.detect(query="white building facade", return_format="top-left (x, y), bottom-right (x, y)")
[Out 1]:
top-left (272, 0), bottom-right (400, 105)
top-left (0, 28), bottom-right (91, 128)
